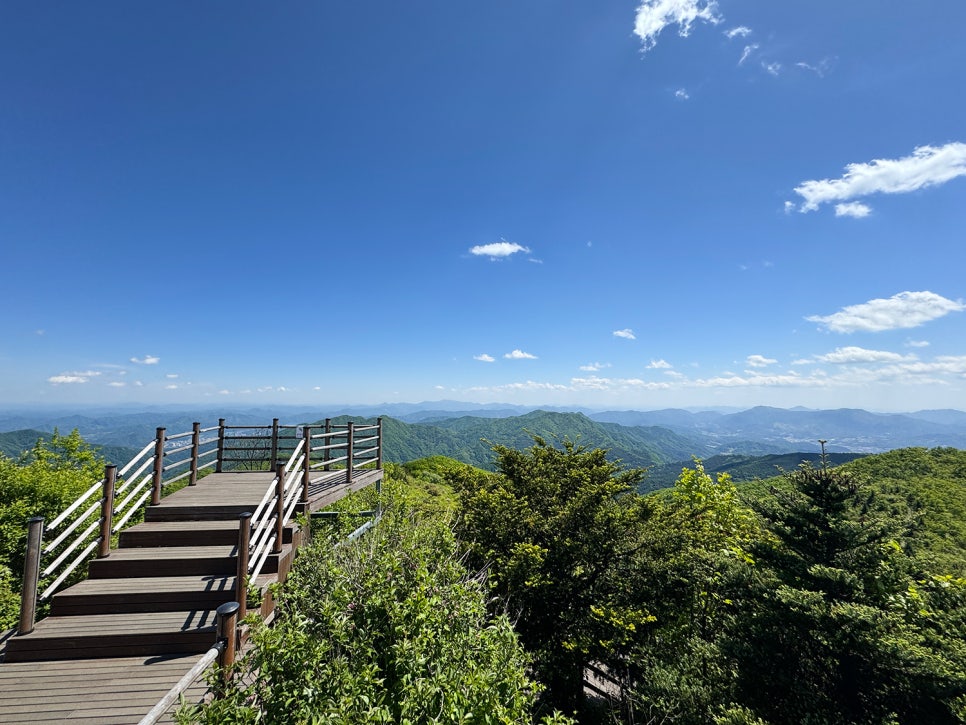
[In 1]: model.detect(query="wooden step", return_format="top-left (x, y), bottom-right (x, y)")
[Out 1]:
top-left (50, 575), bottom-right (238, 616)
top-left (3, 610), bottom-right (221, 662)
top-left (118, 520), bottom-right (296, 548)
top-left (87, 544), bottom-right (294, 579)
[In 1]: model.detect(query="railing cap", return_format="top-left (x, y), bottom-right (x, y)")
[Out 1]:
top-left (216, 601), bottom-right (241, 617)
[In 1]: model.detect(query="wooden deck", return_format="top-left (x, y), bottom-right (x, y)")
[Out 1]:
top-left (0, 465), bottom-right (383, 723)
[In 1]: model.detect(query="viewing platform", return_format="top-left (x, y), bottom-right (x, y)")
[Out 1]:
top-left (0, 418), bottom-right (384, 723)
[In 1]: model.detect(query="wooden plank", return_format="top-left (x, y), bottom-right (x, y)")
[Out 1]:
top-left (0, 654), bottom-right (209, 724)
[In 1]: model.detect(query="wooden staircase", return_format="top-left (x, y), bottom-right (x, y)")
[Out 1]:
top-left (4, 478), bottom-right (298, 663)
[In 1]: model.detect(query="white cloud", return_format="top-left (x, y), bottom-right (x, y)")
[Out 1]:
top-left (504, 349), bottom-right (537, 360)
top-left (165, 373), bottom-right (179, 379)
top-left (474, 353), bottom-right (496, 363)
top-left (47, 370), bottom-right (102, 384)
top-left (647, 359), bottom-right (672, 369)
top-left (762, 61), bottom-right (782, 76)
top-left (579, 362), bottom-right (611, 372)
top-left (219, 389), bottom-right (231, 395)
top-left (675, 88), bottom-right (690, 100)
top-left (794, 142), bottom-right (966, 214)
top-left (783, 201), bottom-right (796, 214)
top-left (807, 291), bottom-right (965, 333)
top-left (108, 381), bottom-right (126, 387)
top-left (633, 0), bottom-right (722, 52)
top-left (834, 201), bottom-right (871, 218)
top-left (469, 240), bottom-right (530, 259)
top-left (906, 340), bottom-right (930, 348)
top-left (131, 355), bottom-right (160, 365)
top-left (725, 26), bottom-right (752, 39)
top-left (738, 44), bottom-right (758, 65)
top-left (48, 374), bottom-right (89, 384)
top-left (165, 384), bottom-right (178, 390)
top-left (815, 346), bottom-right (915, 364)
top-left (613, 328), bottom-right (636, 340)
top-left (746, 354), bottom-right (777, 368)
top-left (796, 59), bottom-right (833, 77)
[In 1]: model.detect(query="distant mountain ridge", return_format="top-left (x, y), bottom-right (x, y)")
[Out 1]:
top-left (1, 404), bottom-right (964, 471)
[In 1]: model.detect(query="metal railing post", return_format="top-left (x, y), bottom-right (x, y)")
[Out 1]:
top-left (189, 422), bottom-right (201, 486)
top-left (345, 422), bottom-right (354, 484)
top-left (236, 513), bottom-right (252, 620)
top-left (151, 427), bottom-right (165, 506)
top-left (269, 418), bottom-right (280, 471)
top-left (215, 601), bottom-right (240, 696)
top-left (323, 418), bottom-right (332, 471)
top-left (98, 465), bottom-right (117, 558)
top-left (17, 517), bottom-right (44, 636)
top-left (301, 426), bottom-right (311, 515)
top-left (274, 463), bottom-right (285, 555)
top-left (216, 418), bottom-right (226, 473)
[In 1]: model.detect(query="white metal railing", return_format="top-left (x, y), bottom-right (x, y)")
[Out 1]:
top-left (17, 417), bottom-right (384, 636)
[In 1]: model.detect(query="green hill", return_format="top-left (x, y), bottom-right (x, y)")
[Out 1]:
top-left (739, 447), bottom-right (966, 575)
top-left (0, 429), bottom-right (138, 467)
top-left (340, 410), bottom-right (713, 470)
top-left (643, 451), bottom-right (867, 492)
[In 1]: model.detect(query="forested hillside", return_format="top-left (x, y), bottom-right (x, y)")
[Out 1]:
top-left (185, 442), bottom-right (966, 724)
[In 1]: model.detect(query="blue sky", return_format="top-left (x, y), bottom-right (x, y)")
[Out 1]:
top-left (2, 1), bottom-right (966, 412)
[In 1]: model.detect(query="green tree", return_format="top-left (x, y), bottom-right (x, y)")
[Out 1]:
top-left (0, 429), bottom-right (106, 629)
top-left (735, 456), bottom-right (966, 723)
top-left (454, 436), bottom-right (649, 714)
top-left (622, 461), bottom-right (764, 723)
top-left (184, 478), bottom-right (571, 724)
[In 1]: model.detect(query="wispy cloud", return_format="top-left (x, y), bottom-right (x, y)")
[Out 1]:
top-left (762, 61), bottom-right (782, 76)
top-left (634, 0), bottom-right (722, 52)
top-left (806, 291), bottom-right (965, 333)
top-left (504, 349), bottom-right (537, 360)
top-left (835, 201), bottom-right (871, 218)
top-left (814, 346), bottom-right (916, 364)
top-left (580, 362), bottom-right (611, 372)
top-left (796, 58), bottom-right (833, 77)
top-left (48, 371), bottom-right (101, 384)
top-left (738, 44), bottom-right (758, 65)
top-left (613, 328), bottom-right (636, 340)
top-left (469, 240), bottom-right (531, 260)
top-left (675, 88), bottom-right (690, 100)
top-left (108, 381), bottom-right (126, 387)
top-left (725, 26), bottom-right (752, 39)
top-left (794, 142), bottom-right (966, 215)
top-left (474, 353), bottom-right (496, 363)
top-left (647, 359), bottom-right (672, 369)
top-left (130, 355), bottom-right (160, 365)
top-left (746, 354), bottom-right (777, 368)
top-left (906, 340), bottom-right (930, 348)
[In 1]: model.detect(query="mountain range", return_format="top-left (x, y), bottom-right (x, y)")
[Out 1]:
top-left (1, 404), bottom-right (964, 488)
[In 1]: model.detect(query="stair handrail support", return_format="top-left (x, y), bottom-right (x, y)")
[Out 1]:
top-left (16, 516), bottom-right (44, 636)
top-left (150, 427), bottom-right (165, 506)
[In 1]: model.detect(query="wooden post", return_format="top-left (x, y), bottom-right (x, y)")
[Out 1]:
top-left (151, 427), bottom-right (165, 506)
top-left (376, 417), bottom-right (383, 470)
top-left (345, 422), bottom-right (354, 484)
top-left (236, 513), bottom-right (252, 620)
top-left (189, 422), bottom-right (201, 485)
top-left (17, 517), bottom-right (44, 636)
top-left (216, 418), bottom-right (226, 473)
top-left (301, 426), bottom-right (311, 515)
top-left (215, 600), bottom-right (240, 695)
top-left (323, 418), bottom-right (332, 471)
top-left (270, 418), bottom-right (280, 471)
top-left (98, 465), bottom-right (117, 558)
top-left (273, 463), bottom-right (285, 555)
